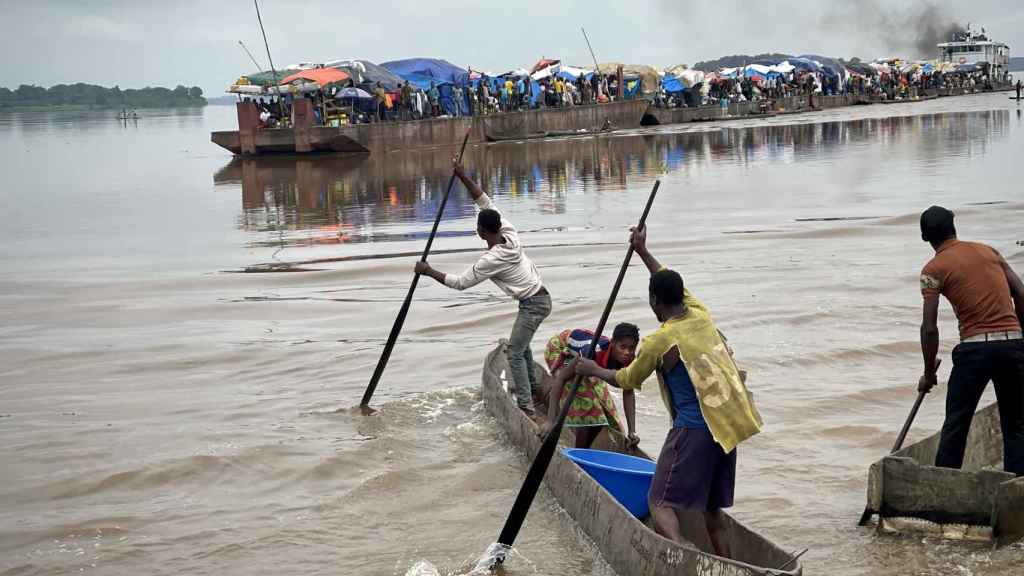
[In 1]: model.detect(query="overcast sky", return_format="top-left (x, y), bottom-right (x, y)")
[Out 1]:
top-left (2, 0), bottom-right (1021, 95)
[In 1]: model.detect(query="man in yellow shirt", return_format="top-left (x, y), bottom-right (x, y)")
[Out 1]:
top-left (576, 225), bottom-right (762, 559)
top-left (504, 78), bottom-right (514, 111)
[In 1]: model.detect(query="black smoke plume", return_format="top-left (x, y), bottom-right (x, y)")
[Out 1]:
top-left (822, 1), bottom-right (965, 59)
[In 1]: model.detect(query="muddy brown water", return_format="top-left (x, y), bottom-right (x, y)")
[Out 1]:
top-left (2, 94), bottom-right (1023, 575)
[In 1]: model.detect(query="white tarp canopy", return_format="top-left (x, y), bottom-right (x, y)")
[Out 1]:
top-left (558, 65), bottom-right (593, 79)
top-left (664, 64), bottom-right (689, 77)
top-left (531, 63), bottom-right (560, 80)
top-left (678, 69), bottom-right (705, 87)
top-left (771, 61), bottom-right (796, 74)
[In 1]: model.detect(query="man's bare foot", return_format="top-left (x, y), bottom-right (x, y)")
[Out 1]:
top-left (520, 408), bottom-right (545, 427)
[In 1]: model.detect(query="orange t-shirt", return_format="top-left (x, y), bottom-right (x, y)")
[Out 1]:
top-left (920, 239), bottom-right (1020, 339)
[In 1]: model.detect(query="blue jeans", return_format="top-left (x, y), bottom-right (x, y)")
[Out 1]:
top-left (507, 291), bottom-right (552, 413)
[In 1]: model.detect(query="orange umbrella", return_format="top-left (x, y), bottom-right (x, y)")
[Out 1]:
top-left (280, 67), bottom-right (349, 86)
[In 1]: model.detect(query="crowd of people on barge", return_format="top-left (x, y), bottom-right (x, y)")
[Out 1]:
top-left (233, 52), bottom-right (1011, 129)
top-left (654, 60), bottom-right (1003, 111)
top-left (368, 74), bottom-right (620, 122)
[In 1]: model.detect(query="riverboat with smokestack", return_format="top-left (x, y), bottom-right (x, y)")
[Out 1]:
top-left (938, 25), bottom-right (1011, 83)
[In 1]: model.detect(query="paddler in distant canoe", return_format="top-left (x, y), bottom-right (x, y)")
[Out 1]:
top-left (541, 323), bottom-right (640, 449)
top-left (574, 225), bottom-right (762, 559)
top-left (415, 159), bottom-right (551, 421)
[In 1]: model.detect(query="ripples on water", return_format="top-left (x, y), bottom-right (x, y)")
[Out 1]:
top-left (1, 95), bottom-right (1023, 575)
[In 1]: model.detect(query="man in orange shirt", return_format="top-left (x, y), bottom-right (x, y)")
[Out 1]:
top-left (918, 206), bottom-right (1024, 475)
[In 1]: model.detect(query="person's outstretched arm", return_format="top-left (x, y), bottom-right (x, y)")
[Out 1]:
top-left (622, 389), bottom-right (638, 447)
top-left (919, 294), bottom-right (940, 393)
top-left (453, 161), bottom-right (486, 202)
top-left (547, 363), bottom-right (574, 424)
top-left (415, 260), bottom-right (489, 290)
top-left (1000, 254), bottom-right (1024, 330)
top-left (630, 225), bottom-right (661, 274)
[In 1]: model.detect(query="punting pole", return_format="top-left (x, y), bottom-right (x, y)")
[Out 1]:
top-left (253, 0), bottom-right (284, 117)
top-left (857, 359), bottom-right (939, 525)
top-left (238, 40), bottom-right (264, 73)
top-left (358, 129), bottom-right (473, 412)
top-left (581, 27), bottom-right (605, 97)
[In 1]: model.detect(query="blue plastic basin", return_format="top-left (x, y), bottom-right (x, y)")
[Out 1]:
top-left (563, 448), bottom-right (656, 518)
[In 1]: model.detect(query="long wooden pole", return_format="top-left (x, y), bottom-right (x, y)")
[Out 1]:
top-left (891, 390), bottom-right (927, 453)
top-left (581, 27), bottom-right (605, 99)
top-left (359, 130), bottom-right (472, 410)
top-left (253, 0), bottom-right (284, 117)
top-left (238, 40), bottom-right (264, 73)
top-left (581, 27), bottom-right (601, 78)
top-left (494, 179), bottom-right (660, 552)
top-left (857, 359), bottom-right (939, 525)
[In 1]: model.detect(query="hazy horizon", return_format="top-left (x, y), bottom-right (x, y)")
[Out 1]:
top-left (2, 0), bottom-right (1021, 96)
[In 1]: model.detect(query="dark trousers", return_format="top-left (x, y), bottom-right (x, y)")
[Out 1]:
top-left (935, 339), bottom-right (1024, 475)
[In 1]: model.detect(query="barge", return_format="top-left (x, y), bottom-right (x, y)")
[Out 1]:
top-left (211, 98), bottom-right (649, 156)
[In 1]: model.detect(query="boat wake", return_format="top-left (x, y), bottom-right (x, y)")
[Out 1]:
top-left (402, 543), bottom-right (517, 576)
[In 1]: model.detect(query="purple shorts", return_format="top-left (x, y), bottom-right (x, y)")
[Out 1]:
top-left (649, 427), bottom-right (736, 512)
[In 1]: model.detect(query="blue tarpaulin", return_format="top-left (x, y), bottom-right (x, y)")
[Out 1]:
top-left (787, 57), bottom-right (822, 73)
top-left (399, 72), bottom-right (453, 91)
top-left (661, 74), bottom-right (686, 93)
top-left (380, 58), bottom-right (468, 84)
top-left (624, 78), bottom-right (641, 98)
top-left (437, 84), bottom-right (457, 115)
top-left (798, 55), bottom-right (844, 78)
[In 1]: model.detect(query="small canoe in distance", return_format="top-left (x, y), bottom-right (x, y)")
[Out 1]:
top-left (878, 95), bottom-right (939, 105)
top-left (863, 402), bottom-right (1024, 545)
top-left (484, 131), bottom-right (547, 142)
top-left (484, 126), bottom-right (615, 143)
top-left (481, 342), bottom-right (802, 576)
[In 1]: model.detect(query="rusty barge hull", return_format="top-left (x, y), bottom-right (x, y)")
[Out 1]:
top-left (211, 99), bottom-right (649, 156)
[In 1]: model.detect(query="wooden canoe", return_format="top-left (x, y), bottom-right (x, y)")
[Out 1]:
top-left (484, 127), bottom-right (615, 143)
top-left (878, 95), bottom-right (939, 104)
top-left (863, 402), bottom-right (1024, 545)
top-left (481, 341), bottom-right (803, 576)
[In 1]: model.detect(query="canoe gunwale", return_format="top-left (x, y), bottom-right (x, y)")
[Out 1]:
top-left (481, 341), bottom-right (801, 576)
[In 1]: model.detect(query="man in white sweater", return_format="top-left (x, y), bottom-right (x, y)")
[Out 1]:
top-left (416, 161), bottom-right (551, 418)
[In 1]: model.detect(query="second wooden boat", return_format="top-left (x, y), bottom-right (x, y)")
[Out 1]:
top-left (862, 402), bottom-right (1024, 545)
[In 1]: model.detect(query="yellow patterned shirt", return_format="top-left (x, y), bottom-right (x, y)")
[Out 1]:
top-left (614, 287), bottom-right (763, 453)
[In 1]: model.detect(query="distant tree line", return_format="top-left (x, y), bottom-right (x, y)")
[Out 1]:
top-left (0, 83), bottom-right (206, 109)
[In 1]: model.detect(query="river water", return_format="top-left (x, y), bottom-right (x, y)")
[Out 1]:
top-left (1, 94), bottom-right (1023, 576)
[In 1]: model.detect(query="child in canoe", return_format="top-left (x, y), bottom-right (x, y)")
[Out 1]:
top-left (542, 323), bottom-right (640, 449)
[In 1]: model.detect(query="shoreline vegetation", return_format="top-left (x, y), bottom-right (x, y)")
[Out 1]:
top-left (0, 83), bottom-right (206, 111)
